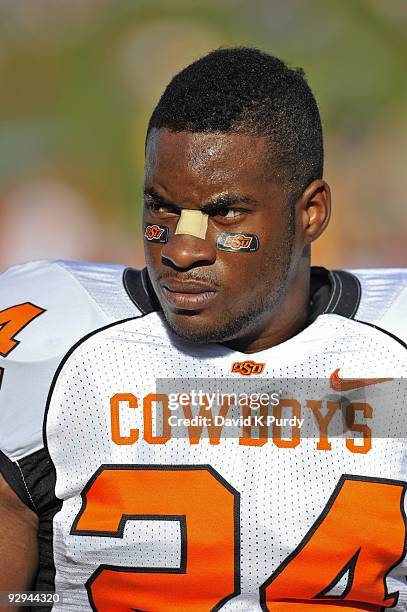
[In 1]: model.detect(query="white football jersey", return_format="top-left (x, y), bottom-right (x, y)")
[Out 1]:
top-left (0, 260), bottom-right (406, 611)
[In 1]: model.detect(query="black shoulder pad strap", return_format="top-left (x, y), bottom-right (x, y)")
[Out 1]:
top-left (324, 270), bottom-right (361, 319)
top-left (0, 449), bottom-right (36, 511)
top-left (123, 267), bottom-right (161, 315)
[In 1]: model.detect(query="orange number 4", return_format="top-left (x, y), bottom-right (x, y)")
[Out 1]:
top-left (0, 303), bottom-right (45, 357)
top-left (261, 474), bottom-right (406, 610)
top-left (72, 469), bottom-right (406, 611)
top-left (0, 303), bottom-right (45, 389)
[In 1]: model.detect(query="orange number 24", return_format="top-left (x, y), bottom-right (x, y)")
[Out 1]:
top-left (72, 467), bottom-right (406, 611)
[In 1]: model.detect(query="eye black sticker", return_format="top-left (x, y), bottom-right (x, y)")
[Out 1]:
top-left (216, 232), bottom-right (259, 252)
top-left (144, 224), bottom-right (169, 243)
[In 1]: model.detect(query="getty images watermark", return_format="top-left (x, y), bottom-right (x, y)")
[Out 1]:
top-left (165, 389), bottom-right (304, 429)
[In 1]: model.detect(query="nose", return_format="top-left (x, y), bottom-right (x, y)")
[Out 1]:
top-left (161, 233), bottom-right (216, 269)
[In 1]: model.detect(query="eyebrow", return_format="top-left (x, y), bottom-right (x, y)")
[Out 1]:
top-left (144, 187), bottom-right (257, 212)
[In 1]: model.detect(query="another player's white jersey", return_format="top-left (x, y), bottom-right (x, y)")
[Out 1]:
top-left (0, 260), bottom-right (141, 462)
top-left (0, 260), bottom-right (406, 611)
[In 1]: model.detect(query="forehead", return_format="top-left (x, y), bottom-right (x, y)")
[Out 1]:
top-left (144, 128), bottom-right (271, 201)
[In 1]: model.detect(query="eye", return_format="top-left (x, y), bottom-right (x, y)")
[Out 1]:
top-left (144, 198), bottom-right (179, 218)
top-left (213, 207), bottom-right (243, 220)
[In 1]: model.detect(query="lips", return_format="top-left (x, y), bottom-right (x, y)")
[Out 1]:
top-left (160, 280), bottom-right (217, 310)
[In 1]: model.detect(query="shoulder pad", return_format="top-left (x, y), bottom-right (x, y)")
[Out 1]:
top-left (350, 268), bottom-right (407, 344)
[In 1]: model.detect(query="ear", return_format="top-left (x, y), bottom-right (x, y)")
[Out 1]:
top-left (299, 179), bottom-right (331, 245)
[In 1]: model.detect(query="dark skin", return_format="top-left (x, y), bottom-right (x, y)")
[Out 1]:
top-left (144, 128), bottom-right (331, 353)
top-left (0, 474), bottom-right (38, 612)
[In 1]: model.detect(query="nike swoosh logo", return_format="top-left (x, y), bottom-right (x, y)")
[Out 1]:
top-left (330, 368), bottom-right (393, 391)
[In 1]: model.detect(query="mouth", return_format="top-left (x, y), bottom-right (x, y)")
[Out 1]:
top-left (160, 281), bottom-right (217, 311)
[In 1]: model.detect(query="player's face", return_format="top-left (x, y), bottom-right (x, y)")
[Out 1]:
top-left (143, 128), bottom-right (328, 351)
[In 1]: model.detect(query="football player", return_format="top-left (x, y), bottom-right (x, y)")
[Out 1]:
top-left (0, 48), bottom-right (406, 611)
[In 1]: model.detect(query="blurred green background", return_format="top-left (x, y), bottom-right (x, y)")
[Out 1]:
top-left (0, 0), bottom-right (406, 271)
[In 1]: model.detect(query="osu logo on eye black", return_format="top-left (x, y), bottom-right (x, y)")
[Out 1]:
top-left (225, 234), bottom-right (253, 249)
top-left (217, 232), bottom-right (259, 252)
top-left (232, 360), bottom-right (265, 376)
top-left (144, 224), bottom-right (168, 243)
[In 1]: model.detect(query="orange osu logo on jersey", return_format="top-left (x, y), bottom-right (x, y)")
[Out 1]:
top-left (232, 360), bottom-right (265, 376)
top-left (224, 234), bottom-right (253, 250)
top-left (145, 225), bottom-right (165, 240)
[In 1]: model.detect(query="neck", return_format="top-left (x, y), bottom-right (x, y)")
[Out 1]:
top-left (223, 260), bottom-right (311, 354)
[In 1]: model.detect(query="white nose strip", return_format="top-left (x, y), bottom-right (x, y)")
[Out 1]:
top-left (175, 209), bottom-right (209, 240)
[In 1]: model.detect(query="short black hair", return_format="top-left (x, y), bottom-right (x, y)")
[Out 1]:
top-left (147, 47), bottom-right (323, 201)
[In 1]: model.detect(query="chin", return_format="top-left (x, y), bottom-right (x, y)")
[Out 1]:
top-left (164, 314), bottom-right (224, 344)
top-left (162, 309), bottom-right (254, 345)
